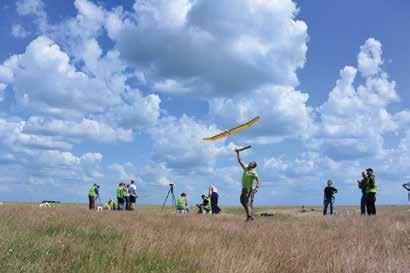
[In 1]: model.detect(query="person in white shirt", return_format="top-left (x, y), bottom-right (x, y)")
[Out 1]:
top-left (128, 180), bottom-right (137, 210)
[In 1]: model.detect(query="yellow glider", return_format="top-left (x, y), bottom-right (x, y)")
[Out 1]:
top-left (203, 116), bottom-right (260, 141)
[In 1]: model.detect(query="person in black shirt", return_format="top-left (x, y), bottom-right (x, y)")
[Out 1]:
top-left (209, 185), bottom-right (221, 214)
top-left (357, 172), bottom-right (368, 215)
top-left (323, 180), bottom-right (338, 215)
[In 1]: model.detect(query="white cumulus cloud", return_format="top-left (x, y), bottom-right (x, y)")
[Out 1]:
top-left (315, 38), bottom-right (400, 159)
top-left (105, 0), bottom-right (308, 96)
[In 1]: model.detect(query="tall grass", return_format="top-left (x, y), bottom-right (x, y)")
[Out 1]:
top-left (0, 204), bottom-right (408, 273)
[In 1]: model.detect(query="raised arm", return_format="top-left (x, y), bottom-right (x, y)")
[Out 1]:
top-left (403, 183), bottom-right (410, 191)
top-left (236, 149), bottom-right (246, 169)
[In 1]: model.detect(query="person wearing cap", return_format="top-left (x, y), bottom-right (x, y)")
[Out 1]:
top-left (365, 168), bottom-right (378, 215)
top-left (323, 180), bottom-right (338, 215)
top-left (357, 172), bottom-right (368, 215)
top-left (196, 195), bottom-right (211, 214)
top-left (177, 193), bottom-right (189, 214)
top-left (236, 148), bottom-right (260, 221)
top-left (402, 182), bottom-right (410, 202)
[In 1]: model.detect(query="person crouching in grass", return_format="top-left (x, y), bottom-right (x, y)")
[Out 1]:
top-left (196, 195), bottom-right (211, 214)
top-left (236, 149), bottom-right (259, 222)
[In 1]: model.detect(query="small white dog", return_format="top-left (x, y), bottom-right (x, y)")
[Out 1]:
top-left (39, 202), bottom-right (51, 208)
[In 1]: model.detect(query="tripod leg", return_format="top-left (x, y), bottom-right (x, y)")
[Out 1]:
top-left (161, 189), bottom-right (171, 210)
top-left (171, 192), bottom-right (177, 210)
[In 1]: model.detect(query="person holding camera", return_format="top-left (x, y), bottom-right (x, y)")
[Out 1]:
top-left (357, 172), bottom-right (368, 215)
top-left (88, 183), bottom-right (99, 210)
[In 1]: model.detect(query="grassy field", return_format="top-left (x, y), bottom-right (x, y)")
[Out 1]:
top-left (0, 204), bottom-right (408, 273)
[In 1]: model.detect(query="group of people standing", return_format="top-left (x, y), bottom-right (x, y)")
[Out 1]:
top-left (87, 180), bottom-right (138, 211)
top-left (322, 168), bottom-right (378, 216)
top-left (116, 181), bottom-right (137, 210)
top-left (357, 168), bottom-right (378, 215)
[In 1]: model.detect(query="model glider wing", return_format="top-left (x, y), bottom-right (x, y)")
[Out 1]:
top-left (203, 116), bottom-right (260, 141)
top-left (202, 131), bottom-right (230, 141)
top-left (228, 116), bottom-right (260, 135)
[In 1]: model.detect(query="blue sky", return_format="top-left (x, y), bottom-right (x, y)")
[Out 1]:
top-left (0, 0), bottom-right (409, 206)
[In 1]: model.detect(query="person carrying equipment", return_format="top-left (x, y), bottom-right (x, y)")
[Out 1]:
top-left (117, 183), bottom-right (125, 210)
top-left (323, 180), bottom-right (338, 215)
top-left (128, 180), bottom-right (137, 210)
top-left (236, 149), bottom-right (260, 221)
top-left (357, 172), bottom-right (368, 215)
top-left (365, 168), bottom-right (378, 215)
top-left (88, 184), bottom-right (98, 210)
top-left (196, 195), bottom-right (211, 214)
top-left (177, 193), bottom-right (189, 214)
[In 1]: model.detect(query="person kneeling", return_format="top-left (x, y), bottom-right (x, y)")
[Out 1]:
top-left (196, 195), bottom-right (211, 214)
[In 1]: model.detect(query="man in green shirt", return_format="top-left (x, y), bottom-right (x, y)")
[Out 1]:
top-left (236, 149), bottom-right (260, 221)
top-left (365, 168), bottom-right (378, 215)
top-left (88, 184), bottom-right (97, 210)
top-left (117, 183), bottom-right (125, 210)
top-left (177, 193), bottom-right (188, 214)
top-left (196, 195), bottom-right (211, 214)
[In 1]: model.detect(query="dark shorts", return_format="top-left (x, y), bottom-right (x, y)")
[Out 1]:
top-left (240, 188), bottom-right (253, 207)
top-left (130, 196), bottom-right (136, 203)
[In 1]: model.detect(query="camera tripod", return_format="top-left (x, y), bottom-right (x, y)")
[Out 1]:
top-left (161, 184), bottom-right (177, 211)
